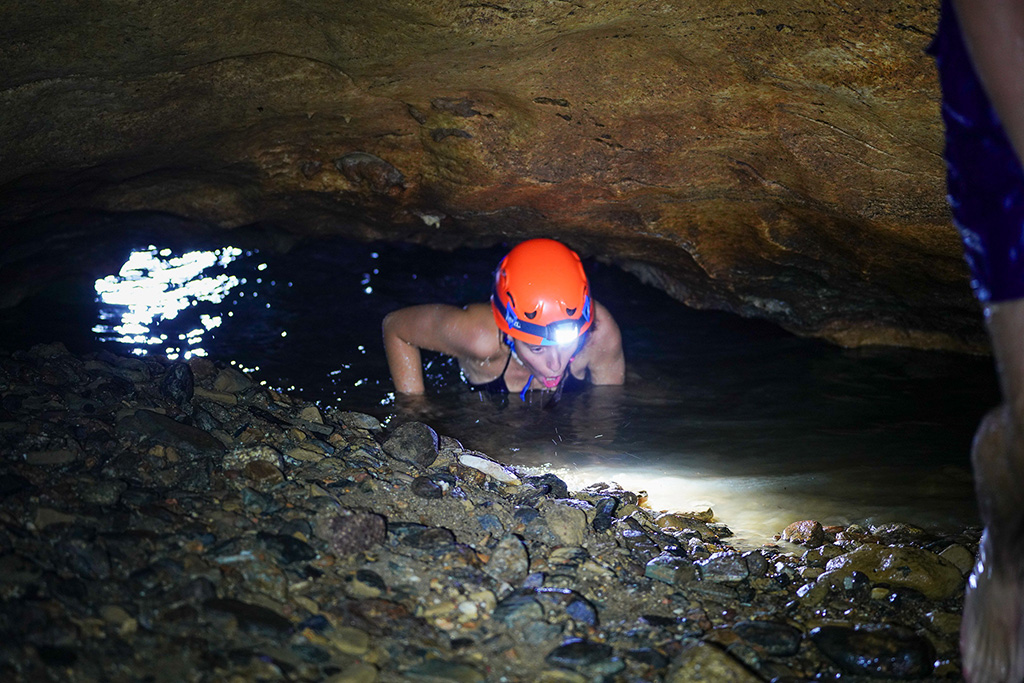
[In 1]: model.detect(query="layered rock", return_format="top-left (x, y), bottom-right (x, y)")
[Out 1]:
top-left (0, 1), bottom-right (983, 350)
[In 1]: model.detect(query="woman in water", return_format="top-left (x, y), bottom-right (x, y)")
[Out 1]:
top-left (383, 238), bottom-right (624, 398)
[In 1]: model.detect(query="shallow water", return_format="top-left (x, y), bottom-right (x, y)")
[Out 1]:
top-left (1, 224), bottom-right (1001, 546)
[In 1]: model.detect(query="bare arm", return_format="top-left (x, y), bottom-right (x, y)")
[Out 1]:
top-left (954, 0), bottom-right (1024, 164)
top-left (382, 304), bottom-right (498, 394)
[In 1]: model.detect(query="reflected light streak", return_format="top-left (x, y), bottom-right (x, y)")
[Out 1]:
top-left (93, 245), bottom-right (244, 360)
top-left (527, 464), bottom-right (834, 549)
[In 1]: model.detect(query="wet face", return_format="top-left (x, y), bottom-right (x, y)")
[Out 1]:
top-left (512, 338), bottom-right (576, 389)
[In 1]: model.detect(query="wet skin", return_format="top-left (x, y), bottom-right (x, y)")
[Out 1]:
top-left (506, 338), bottom-right (578, 391)
top-left (959, 300), bottom-right (1024, 682)
top-left (382, 300), bottom-right (623, 396)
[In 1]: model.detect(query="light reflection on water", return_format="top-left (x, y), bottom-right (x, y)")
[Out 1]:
top-left (4, 231), bottom-right (997, 548)
top-left (93, 245), bottom-right (247, 360)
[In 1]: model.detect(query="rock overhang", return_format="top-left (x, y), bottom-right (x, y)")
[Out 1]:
top-left (0, 0), bottom-right (987, 352)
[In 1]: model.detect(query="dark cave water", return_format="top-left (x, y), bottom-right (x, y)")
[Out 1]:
top-left (0, 221), bottom-right (1001, 546)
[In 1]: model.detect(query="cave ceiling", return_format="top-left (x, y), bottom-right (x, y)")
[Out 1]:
top-left (0, 0), bottom-right (985, 351)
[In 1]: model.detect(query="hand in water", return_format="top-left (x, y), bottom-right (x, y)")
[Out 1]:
top-left (391, 392), bottom-right (441, 422)
top-left (961, 404), bottom-right (1024, 682)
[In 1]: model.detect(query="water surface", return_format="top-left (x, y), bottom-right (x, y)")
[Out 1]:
top-left (1, 224), bottom-right (999, 546)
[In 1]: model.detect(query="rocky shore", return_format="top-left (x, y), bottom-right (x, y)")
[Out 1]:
top-left (1, 343), bottom-right (978, 681)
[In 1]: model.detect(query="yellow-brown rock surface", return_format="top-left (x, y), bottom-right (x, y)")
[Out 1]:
top-left (0, 1), bottom-right (986, 350)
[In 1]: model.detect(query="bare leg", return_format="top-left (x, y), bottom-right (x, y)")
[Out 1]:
top-left (961, 300), bottom-right (1024, 682)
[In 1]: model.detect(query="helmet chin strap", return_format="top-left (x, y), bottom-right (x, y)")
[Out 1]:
top-left (507, 333), bottom-right (580, 403)
top-left (507, 338), bottom-right (534, 402)
top-left (520, 375), bottom-right (534, 402)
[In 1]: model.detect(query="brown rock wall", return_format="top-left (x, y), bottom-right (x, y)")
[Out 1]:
top-left (0, 1), bottom-right (985, 350)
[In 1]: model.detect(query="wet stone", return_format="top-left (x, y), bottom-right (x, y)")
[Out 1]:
top-left (938, 542), bottom-right (974, 575)
top-left (382, 421), bottom-right (439, 468)
top-left (802, 543), bottom-right (844, 567)
top-left (592, 496), bottom-right (617, 531)
top-left (620, 529), bottom-right (660, 562)
top-left (494, 590), bottom-right (544, 627)
top-left (825, 543), bottom-right (964, 600)
top-left (242, 459), bottom-right (285, 489)
top-left (781, 520), bottom-right (825, 547)
top-left (203, 598), bottom-right (292, 635)
top-left (347, 569), bottom-right (387, 598)
top-left (213, 367), bottom-right (254, 394)
top-left (397, 525), bottom-right (456, 549)
top-left (326, 662), bottom-right (379, 683)
top-left (668, 641), bottom-right (761, 682)
top-left (404, 659), bottom-right (484, 682)
top-left (335, 410), bottom-right (382, 432)
top-left (733, 620), bottom-right (803, 656)
top-left (645, 553), bottom-right (697, 586)
top-left (410, 475), bottom-right (444, 499)
top-left (257, 531), bottom-right (317, 564)
top-left (525, 473), bottom-right (570, 500)
top-left (240, 486), bottom-right (278, 513)
top-left (485, 534), bottom-right (529, 587)
top-left (477, 512), bottom-right (504, 534)
top-left (159, 362), bottom-right (194, 407)
top-left (626, 647), bottom-right (670, 670)
top-left (313, 509), bottom-right (387, 556)
top-left (118, 409), bottom-right (224, 453)
top-left (809, 624), bottom-right (936, 679)
top-left (698, 551), bottom-right (749, 583)
top-left (546, 638), bottom-right (615, 670)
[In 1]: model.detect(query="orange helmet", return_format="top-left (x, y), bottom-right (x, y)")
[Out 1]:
top-left (491, 239), bottom-right (593, 346)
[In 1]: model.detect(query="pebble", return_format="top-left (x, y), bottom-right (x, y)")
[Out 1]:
top-left (698, 551), bottom-right (749, 583)
top-left (485, 534), bottom-right (530, 587)
top-left (809, 624), bottom-right (936, 678)
top-left (645, 553), bottom-right (698, 586)
top-left (801, 543), bottom-right (844, 567)
top-left (326, 662), bottom-right (379, 683)
top-left (668, 641), bottom-right (761, 682)
top-left (780, 519), bottom-right (825, 547)
top-left (939, 542), bottom-right (975, 574)
top-left (0, 345), bottom-right (978, 681)
top-left (732, 620), bottom-right (803, 656)
top-left (591, 496), bottom-right (617, 531)
top-left (546, 638), bottom-right (615, 670)
top-left (159, 362), bottom-right (194, 406)
top-left (538, 499), bottom-right (588, 546)
top-left (213, 366), bottom-right (254, 393)
top-left (458, 452), bottom-right (521, 484)
top-left (313, 509), bottom-right (387, 556)
top-left (383, 421), bottom-right (439, 468)
top-left (411, 475), bottom-right (444, 499)
top-left (825, 543), bottom-right (964, 599)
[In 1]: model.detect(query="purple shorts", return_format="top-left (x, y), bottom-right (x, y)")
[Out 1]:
top-left (932, 0), bottom-right (1024, 303)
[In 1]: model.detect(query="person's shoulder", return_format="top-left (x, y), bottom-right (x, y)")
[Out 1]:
top-left (458, 302), bottom-right (504, 360)
top-left (591, 300), bottom-right (621, 337)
